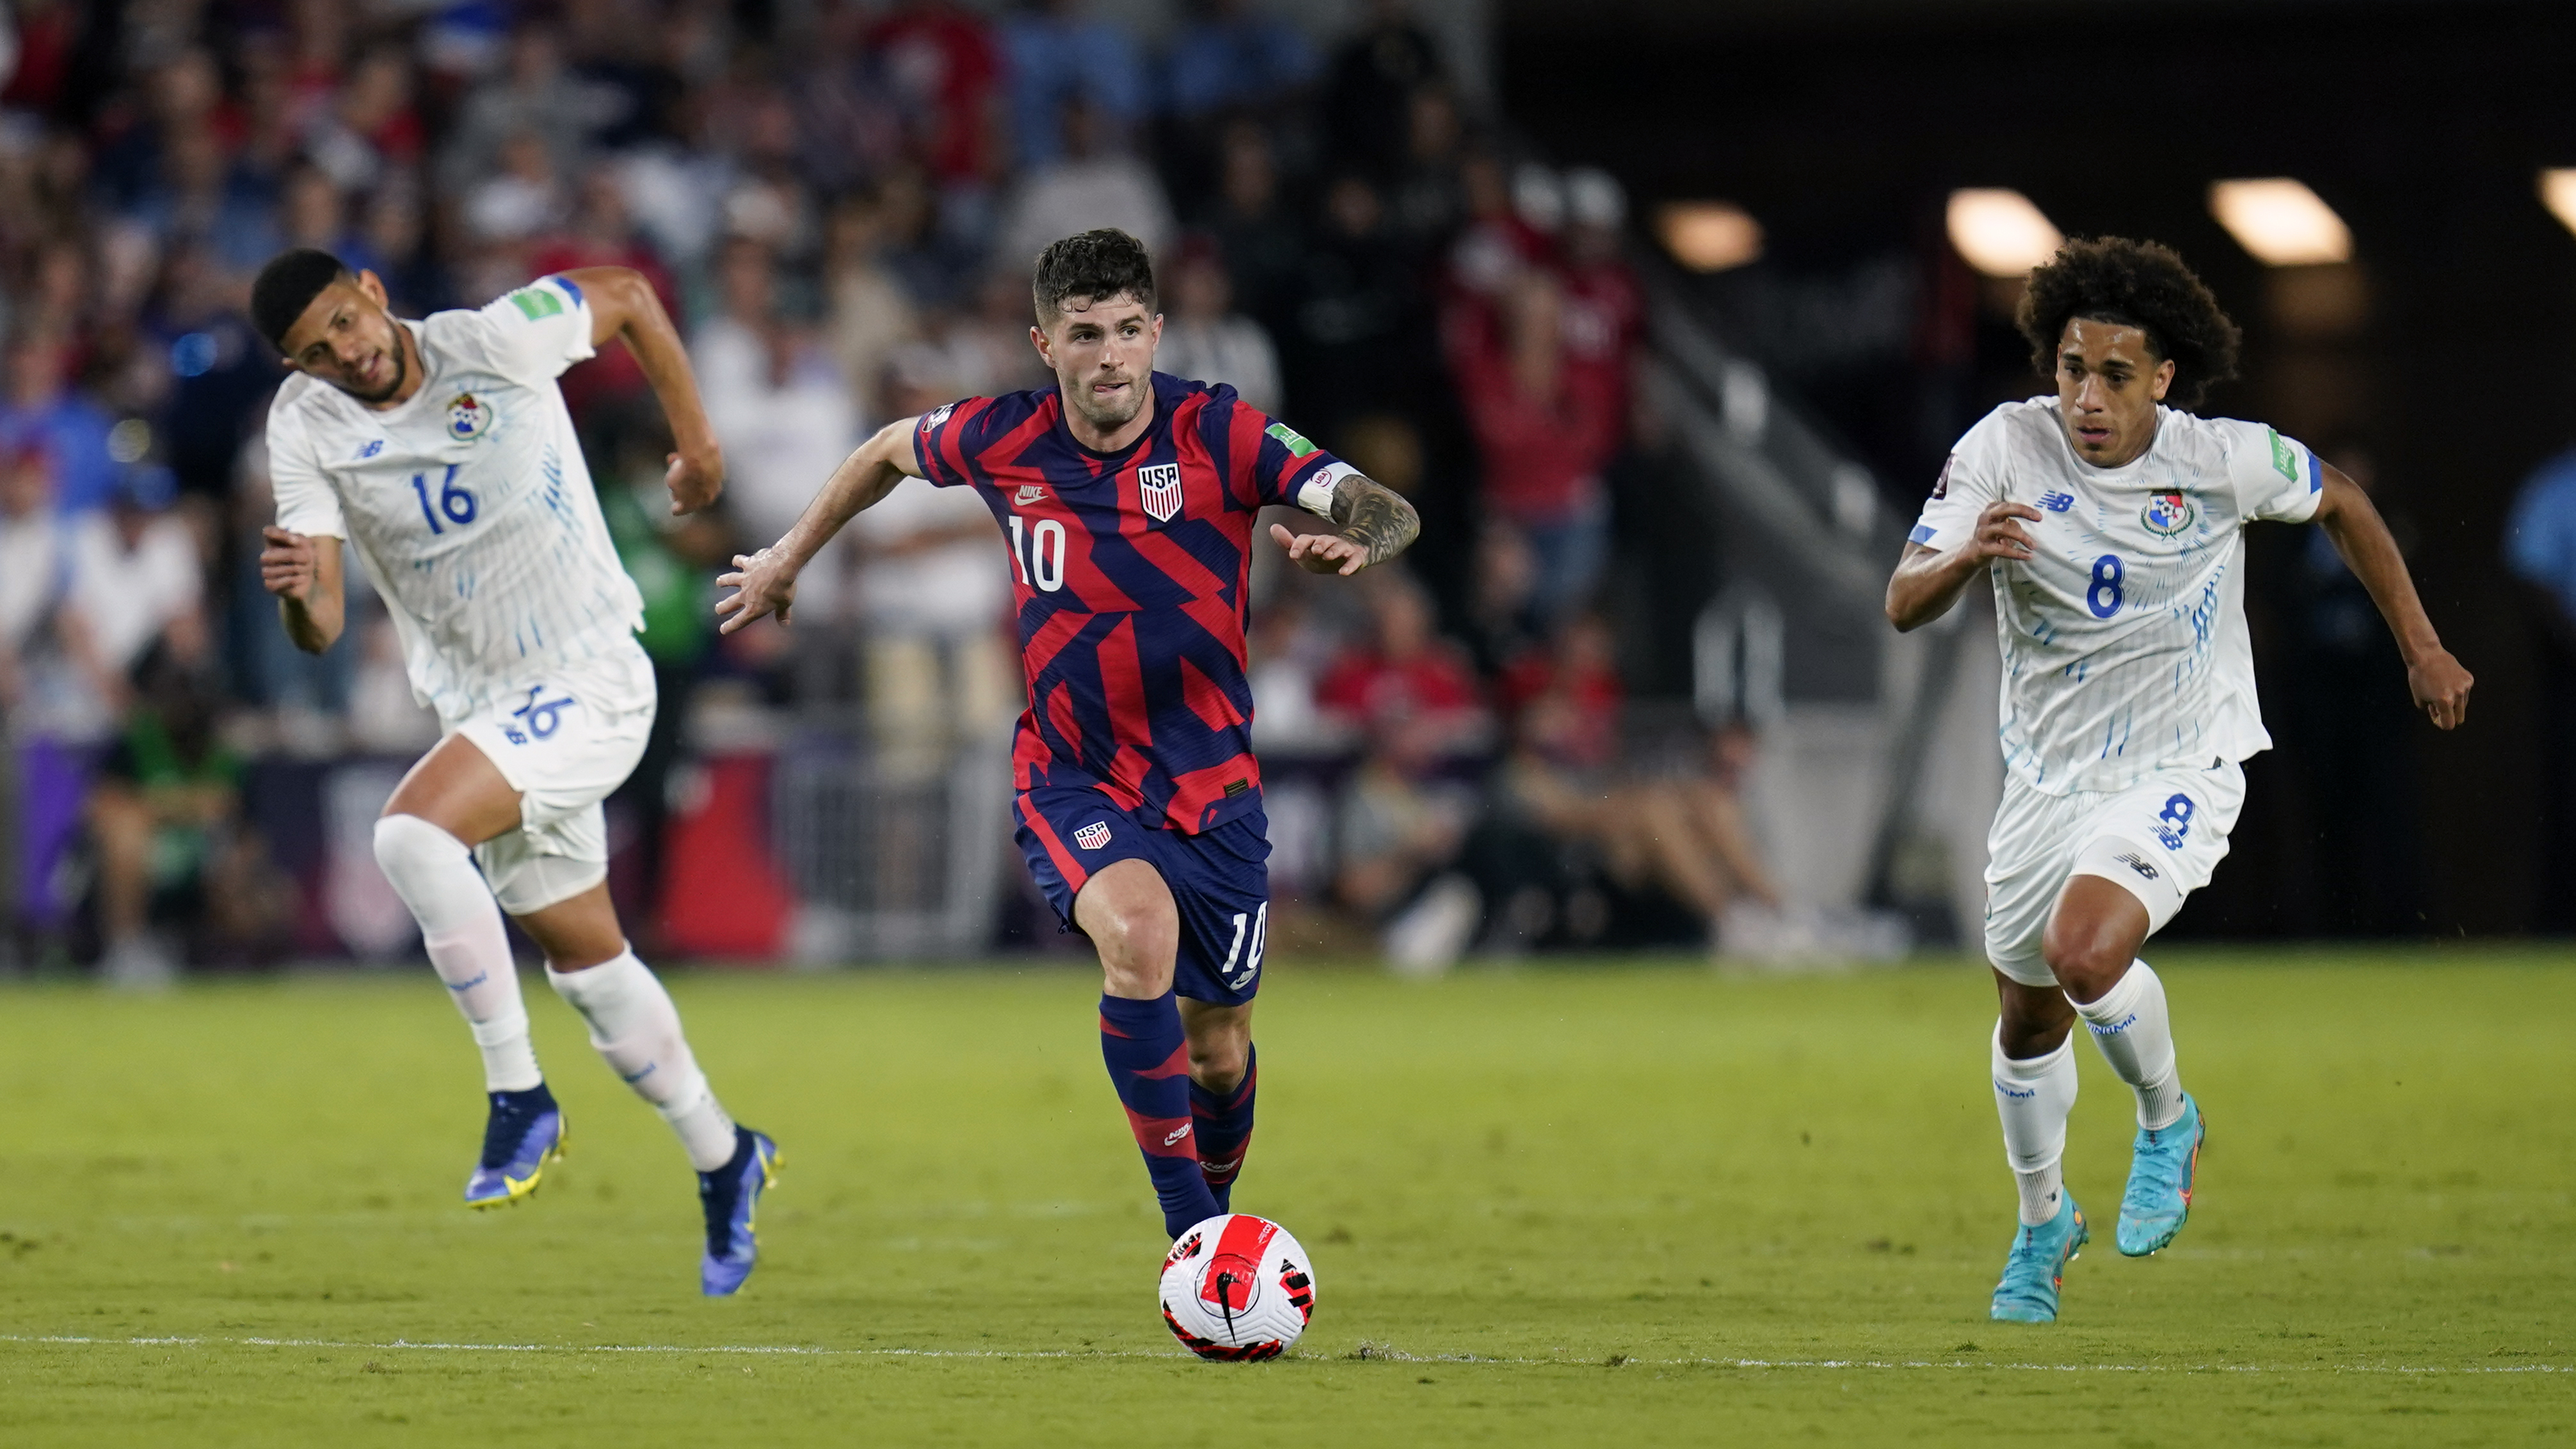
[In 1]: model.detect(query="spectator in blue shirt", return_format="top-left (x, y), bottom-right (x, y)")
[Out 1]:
top-left (1162, 0), bottom-right (1319, 121)
top-left (1000, 0), bottom-right (1147, 168)
top-left (0, 336), bottom-right (117, 516)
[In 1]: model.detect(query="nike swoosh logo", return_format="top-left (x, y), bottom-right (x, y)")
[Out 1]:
top-left (1164, 1124), bottom-right (1191, 1146)
top-left (446, 973), bottom-right (488, 993)
top-left (620, 1062), bottom-right (657, 1084)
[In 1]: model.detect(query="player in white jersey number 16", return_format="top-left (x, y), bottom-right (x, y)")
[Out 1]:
top-left (250, 250), bottom-right (780, 1297)
top-left (1886, 236), bottom-right (2471, 1324)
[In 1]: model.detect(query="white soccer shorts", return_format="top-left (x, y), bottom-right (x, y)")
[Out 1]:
top-left (451, 640), bottom-right (657, 916)
top-left (1982, 757), bottom-right (2246, 988)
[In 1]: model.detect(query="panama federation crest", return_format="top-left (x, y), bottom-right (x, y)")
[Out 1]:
top-left (447, 392), bottom-right (492, 442)
top-left (2141, 490), bottom-right (2195, 537)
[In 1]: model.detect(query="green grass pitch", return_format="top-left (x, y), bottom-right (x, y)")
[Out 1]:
top-left (1, 950), bottom-right (2570, 1446)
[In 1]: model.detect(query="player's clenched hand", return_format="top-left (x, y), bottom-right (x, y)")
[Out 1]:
top-left (665, 447), bottom-right (724, 516)
top-left (1271, 523), bottom-right (1370, 577)
top-left (716, 548), bottom-right (797, 633)
top-left (259, 526), bottom-right (320, 602)
top-left (2407, 647), bottom-right (2473, 730)
top-left (1969, 502), bottom-right (2044, 563)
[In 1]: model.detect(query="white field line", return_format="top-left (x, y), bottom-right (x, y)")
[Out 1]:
top-left (0, 1334), bottom-right (2566, 1375)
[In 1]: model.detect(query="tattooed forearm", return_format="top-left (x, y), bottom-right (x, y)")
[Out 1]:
top-left (1329, 473), bottom-right (1421, 567)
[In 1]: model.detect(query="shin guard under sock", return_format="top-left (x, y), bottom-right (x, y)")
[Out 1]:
top-left (1188, 1044), bottom-right (1258, 1213)
top-left (1099, 992), bottom-right (1218, 1237)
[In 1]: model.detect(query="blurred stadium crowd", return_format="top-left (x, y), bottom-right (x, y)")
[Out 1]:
top-left (0, 0), bottom-right (1780, 979)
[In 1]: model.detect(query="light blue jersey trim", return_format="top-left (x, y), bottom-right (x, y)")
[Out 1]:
top-left (1909, 523), bottom-right (1937, 545)
top-left (2308, 448), bottom-right (2323, 493)
top-left (548, 273), bottom-right (584, 307)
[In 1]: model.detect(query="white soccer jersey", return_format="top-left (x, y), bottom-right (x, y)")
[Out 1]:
top-left (266, 275), bottom-right (644, 724)
top-left (1911, 398), bottom-right (2324, 796)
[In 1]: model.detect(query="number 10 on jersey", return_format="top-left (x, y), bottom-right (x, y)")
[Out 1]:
top-left (411, 463), bottom-right (478, 534)
top-left (1007, 513), bottom-right (1066, 592)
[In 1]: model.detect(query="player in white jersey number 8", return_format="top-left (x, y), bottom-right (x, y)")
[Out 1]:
top-left (249, 250), bottom-right (780, 1296)
top-left (1886, 238), bottom-right (2472, 1325)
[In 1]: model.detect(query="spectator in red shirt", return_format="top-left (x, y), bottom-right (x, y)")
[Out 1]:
top-left (1315, 569), bottom-right (1489, 755)
top-left (1446, 265), bottom-right (1624, 626)
top-left (867, 0), bottom-right (1005, 189)
top-left (1558, 166), bottom-right (1644, 440)
top-left (1496, 612), bottom-right (1623, 771)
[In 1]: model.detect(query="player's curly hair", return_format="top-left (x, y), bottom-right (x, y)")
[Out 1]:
top-left (2016, 237), bottom-right (2242, 409)
top-left (1032, 228), bottom-right (1157, 325)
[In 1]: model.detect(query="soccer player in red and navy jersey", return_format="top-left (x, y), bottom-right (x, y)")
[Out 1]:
top-left (717, 229), bottom-right (1421, 1240)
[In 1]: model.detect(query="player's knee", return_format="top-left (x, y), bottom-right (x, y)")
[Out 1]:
top-left (373, 812), bottom-right (467, 884)
top-left (2039, 924), bottom-right (2128, 1004)
top-left (1186, 1027), bottom-right (1248, 1091)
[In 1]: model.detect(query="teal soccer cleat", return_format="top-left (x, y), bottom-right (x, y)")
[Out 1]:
top-left (1989, 1195), bottom-right (2087, 1324)
top-left (2118, 1093), bottom-right (2205, 1256)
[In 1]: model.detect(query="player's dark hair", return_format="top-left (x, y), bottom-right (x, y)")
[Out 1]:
top-left (2017, 237), bottom-right (2242, 410)
top-left (1030, 228), bottom-right (1157, 326)
top-left (252, 248), bottom-right (354, 352)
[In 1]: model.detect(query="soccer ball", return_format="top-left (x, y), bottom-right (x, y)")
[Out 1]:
top-left (1158, 1214), bottom-right (1316, 1361)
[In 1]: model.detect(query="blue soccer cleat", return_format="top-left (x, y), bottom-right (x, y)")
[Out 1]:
top-left (698, 1127), bottom-right (781, 1297)
top-left (1989, 1194), bottom-right (2087, 1324)
top-left (2118, 1093), bottom-right (2205, 1256)
top-left (465, 1085), bottom-right (566, 1210)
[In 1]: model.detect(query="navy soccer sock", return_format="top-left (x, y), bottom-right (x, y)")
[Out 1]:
top-left (1099, 993), bottom-right (1219, 1237)
top-left (1188, 1044), bottom-right (1258, 1214)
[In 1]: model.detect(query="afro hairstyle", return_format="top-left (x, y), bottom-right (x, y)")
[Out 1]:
top-left (2016, 237), bottom-right (2242, 410)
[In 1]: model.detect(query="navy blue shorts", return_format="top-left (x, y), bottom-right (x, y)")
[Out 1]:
top-left (1014, 787), bottom-right (1272, 1007)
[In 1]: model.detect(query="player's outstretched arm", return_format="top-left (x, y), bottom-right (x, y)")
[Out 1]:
top-left (716, 417), bottom-right (925, 633)
top-left (1268, 473), bottom-right (1421, 577)
top-left (1884, 501), bottom-right (2043, 631)
top-left (260, 526), bottom-right (345, 653)
top-left (2313, 463), bottom-right (2473, 729)
top-left (566, 266), bottom-right (724, 516)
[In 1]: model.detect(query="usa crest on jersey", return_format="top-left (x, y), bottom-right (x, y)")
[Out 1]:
top-left (1139, 461), bottom-right (1184, 523)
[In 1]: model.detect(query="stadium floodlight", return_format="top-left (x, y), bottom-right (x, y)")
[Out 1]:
top-left (1945, 189), bottom-right (2063, 278)
top-left (2541, 169), bottom-right (2576, 239)
top-left (1657, 200), bottom-right (1764, 272)
top-left (2209, 179), bottom-right (2351, 266)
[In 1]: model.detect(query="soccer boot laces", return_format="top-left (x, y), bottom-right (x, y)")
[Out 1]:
top-left (1989, 1194), bottom-right (2087, 1324)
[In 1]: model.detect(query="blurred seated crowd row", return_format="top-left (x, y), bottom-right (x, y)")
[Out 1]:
top-left (0, 0), bottom-right (1776, 979)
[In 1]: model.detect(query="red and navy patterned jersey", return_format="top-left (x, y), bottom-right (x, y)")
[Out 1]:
top-left (916, 372), bottom-right (1352, 834)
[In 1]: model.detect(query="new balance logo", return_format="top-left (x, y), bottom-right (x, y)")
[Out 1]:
top-left (2039, 491), bottom-right (2076, 513)
top-left (1015, 484), bottom-right (1048, 505)
top-left (1138, 462), bottom-right (1183, 523)
top-left (2115, 853), bottom-right (2159, 881)
top-left (1074, 822), bottom-right (1112, 851)
top-left (356, 439), bottom-right (385, 460)
top-left (1164, 1123), bottom-right (1192, 1146)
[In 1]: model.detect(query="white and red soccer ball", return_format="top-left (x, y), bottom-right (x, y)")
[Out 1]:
top-left (1158, 1214), bottom-right (1316, 1361)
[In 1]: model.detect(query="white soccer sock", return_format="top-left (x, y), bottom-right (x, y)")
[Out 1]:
top-left (2070, 959), bottom-right (2185, 1130)
top-left (373, 814), bottom-right (542, 1093)
top-left (1992, 1023), bottom-right (2078, 1226)
top-left (547, 950), bottom-right (739, 1172)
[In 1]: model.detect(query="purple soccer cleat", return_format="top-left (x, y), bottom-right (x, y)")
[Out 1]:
top-left (698, 1127), bottom-right (781, 1296)
top-left (465, 1085), bottom-right (566, 1210)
